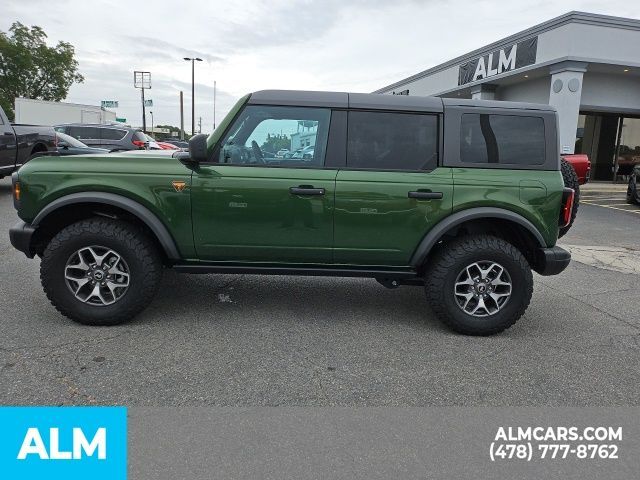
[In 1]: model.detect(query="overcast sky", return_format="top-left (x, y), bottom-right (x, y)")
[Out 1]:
top-left (4, 0), bottom-right (640, 133)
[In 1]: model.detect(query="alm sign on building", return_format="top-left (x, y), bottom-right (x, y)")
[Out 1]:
top-left (458, 37), bottom-right (538, 85)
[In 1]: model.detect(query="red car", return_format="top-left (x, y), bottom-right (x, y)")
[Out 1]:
top-left (561, 154), bottom-right (590, 185)
top-left (156, 141), bottom-right (180, 150)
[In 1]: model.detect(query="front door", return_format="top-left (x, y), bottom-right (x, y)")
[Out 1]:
top-left (334, 110), bottom-right (453, 266)
top-left (192, 105), bottom-right (337, 263)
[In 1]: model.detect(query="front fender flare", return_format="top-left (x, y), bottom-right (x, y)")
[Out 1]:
top-left (32, 192), bottom-right (181, 260)
top-left (410, 207), bottom-right (547, 267)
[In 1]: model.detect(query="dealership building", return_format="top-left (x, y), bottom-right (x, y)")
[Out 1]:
top-left (375, 11), bottom-right (640, 181)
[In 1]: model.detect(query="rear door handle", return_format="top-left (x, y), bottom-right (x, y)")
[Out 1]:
top-left (408, 191), bottom-right (443, 200)
top-left (289, 186), bottom-right (325, 196)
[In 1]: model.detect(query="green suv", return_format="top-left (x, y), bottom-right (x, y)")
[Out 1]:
top-left (9, 90), bottom-right (573, 335)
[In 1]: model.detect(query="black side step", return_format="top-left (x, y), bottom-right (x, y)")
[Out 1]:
top-left (172, 264), bottom-right (419, 280)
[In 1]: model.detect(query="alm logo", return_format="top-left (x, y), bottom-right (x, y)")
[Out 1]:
top-left (0, 407), bottom-right (126, 480)
top-left (17, 427), bottom-right (107, 460)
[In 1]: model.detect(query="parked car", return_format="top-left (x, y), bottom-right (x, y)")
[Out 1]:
top-left (290, 148), bottom-right (304, 159)
top-left (627, 164), bottom-right (640, 205)
top-left (276, 148), bottom-right (290, 158)
top-left (161, 139), bottom-right (189, 149)
top-left (55, 132), bottom-right (110, 156)
top-left (142, 134), bottom-right (162, 150)
top-left (54, 124), bottom-right (150, 152)
top-left (301, 145), bottom-right (315, 159)
top-left (0, 105), bottom-right (56, 178)
top-left (156, 141), bottom-right (180, 150)
top-left (10, 90), bottom-right (573, 335)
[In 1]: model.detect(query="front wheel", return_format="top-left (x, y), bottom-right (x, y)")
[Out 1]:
top-left (40, 218), bottom-right (162, 325)
top-left (424, 235), bottom-right (533, 335)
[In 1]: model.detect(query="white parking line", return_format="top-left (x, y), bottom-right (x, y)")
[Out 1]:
top-left (581, 201), bottom-right (640, 214)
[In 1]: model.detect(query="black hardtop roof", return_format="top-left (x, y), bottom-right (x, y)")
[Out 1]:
top-left (248, 90), bottom-right (556, 113)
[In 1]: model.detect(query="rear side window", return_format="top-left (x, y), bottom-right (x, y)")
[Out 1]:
top-left (69, 126), bottom-right (100, 140)
top-left (347, 111), bottom-right (438, 171)
top-left (460, 114), bottom-right (545, 165)
top-left (100, 128), bottom-right (127, 140)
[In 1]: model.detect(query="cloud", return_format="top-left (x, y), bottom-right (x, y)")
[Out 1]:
top-left (3, 0), bottom-right (640, 133)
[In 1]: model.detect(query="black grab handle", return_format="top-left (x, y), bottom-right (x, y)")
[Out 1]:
top-left (289, 187), bottom-right (325, 196)
top-left (407, 191), bottom-right (443, 200)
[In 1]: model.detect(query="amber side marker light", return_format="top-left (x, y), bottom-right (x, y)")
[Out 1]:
top-left (13, 181), bottom-right (21, 201)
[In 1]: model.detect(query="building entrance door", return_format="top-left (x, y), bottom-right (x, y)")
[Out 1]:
top-left (577, 113), bottom-right (640, 181)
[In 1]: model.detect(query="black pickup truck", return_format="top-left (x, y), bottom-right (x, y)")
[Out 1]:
top-left (0, 105), bottom-right (56, 178)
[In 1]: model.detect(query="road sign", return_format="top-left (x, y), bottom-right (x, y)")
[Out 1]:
top-left (144, 99), bottom-right (153, 107)
top-left (134, 71), bottom-right (151, 89)
top-left (115, 117), bottom-right (126, 123)
top-left (101, 100), bottom-right (119, 108)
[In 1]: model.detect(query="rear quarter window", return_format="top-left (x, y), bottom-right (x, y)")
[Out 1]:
top-left (460, 114), bottom-right (545, 165)
top-left (100, 128), bottom-right (127, 141)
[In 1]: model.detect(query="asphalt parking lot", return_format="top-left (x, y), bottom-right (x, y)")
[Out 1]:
top-left (1, 177), bottom-right (639, 406)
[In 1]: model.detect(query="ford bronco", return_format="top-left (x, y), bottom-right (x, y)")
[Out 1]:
top-left (9, 90), bottom-right (573, 335)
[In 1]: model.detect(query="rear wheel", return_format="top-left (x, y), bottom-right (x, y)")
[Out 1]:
top-left (41, 218), bottom-right (162, 325)
top-left (424, 235), bottom-right (533, 335)
top-left (559, 158), bottom-right (580, 238)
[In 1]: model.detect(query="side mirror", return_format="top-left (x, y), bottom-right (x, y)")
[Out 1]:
top-left (188, 134), bottom-right (209, 163)
top-left (58, 141), bottom-right (69, 149)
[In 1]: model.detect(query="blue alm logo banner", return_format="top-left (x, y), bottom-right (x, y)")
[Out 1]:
top-left (0, 407), bottom-right (127, 479)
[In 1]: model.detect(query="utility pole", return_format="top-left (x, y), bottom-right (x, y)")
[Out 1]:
top-left (183, 57), bottom-right (202, 135)
top-left (198, 116), bottom-right (202, 134)
top-left (179, 91), bottom-right (184, 140)
top-left (134, 71), bottom-right (151, 133)
top-left (150, 111), bottom-right (154, 136)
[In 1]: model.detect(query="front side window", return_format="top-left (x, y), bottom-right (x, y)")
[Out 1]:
top-left (460, 114), bottom-right (545, 165)
top-left (347, 111), bottom-right (438, 171)
top-left (217, 106), bottom-right (331, 167)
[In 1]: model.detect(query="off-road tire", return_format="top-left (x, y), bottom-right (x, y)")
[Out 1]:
top-left (558, 158), bottom-right (580, 238)
top-left (424, 235), bottom-right (533, 336)
top-left (40, 217), bottom-right (162, 326)
top-left (627, 175), bottom-right (638, 205)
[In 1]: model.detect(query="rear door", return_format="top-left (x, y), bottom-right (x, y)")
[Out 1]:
top-left (334, 110), bottom-right (453, 266)
top-left (0, 112), bottom-right (16, 170)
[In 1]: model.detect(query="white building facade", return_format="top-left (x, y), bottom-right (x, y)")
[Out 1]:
top-left (375, 11), bottom-right (640, 181)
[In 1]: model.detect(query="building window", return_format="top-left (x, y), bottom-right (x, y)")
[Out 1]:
top-left (347, 111), bottom-right (438, 171)
top-left (460, 114), bottom-right (545, 165)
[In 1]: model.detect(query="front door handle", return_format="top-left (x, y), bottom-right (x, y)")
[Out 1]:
top-left (408, 191), bottom-right (443, 200)
top-left (289, 186), bottom-right (325, 196)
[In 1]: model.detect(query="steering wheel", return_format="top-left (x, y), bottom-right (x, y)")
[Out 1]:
top-left (251, 141), bottom-right (266, 164)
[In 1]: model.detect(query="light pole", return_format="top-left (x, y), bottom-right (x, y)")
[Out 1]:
top-left (150, 110), bottom-right (154, 136)
top-left (183, 57), bottom-right (202, 135)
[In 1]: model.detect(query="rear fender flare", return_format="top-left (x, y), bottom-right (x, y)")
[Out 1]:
top-left (410, 207), bottom-right (546, 267)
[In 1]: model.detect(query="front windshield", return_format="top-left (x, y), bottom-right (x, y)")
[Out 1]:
top-left (57, 131), bottom-right (87, 148)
